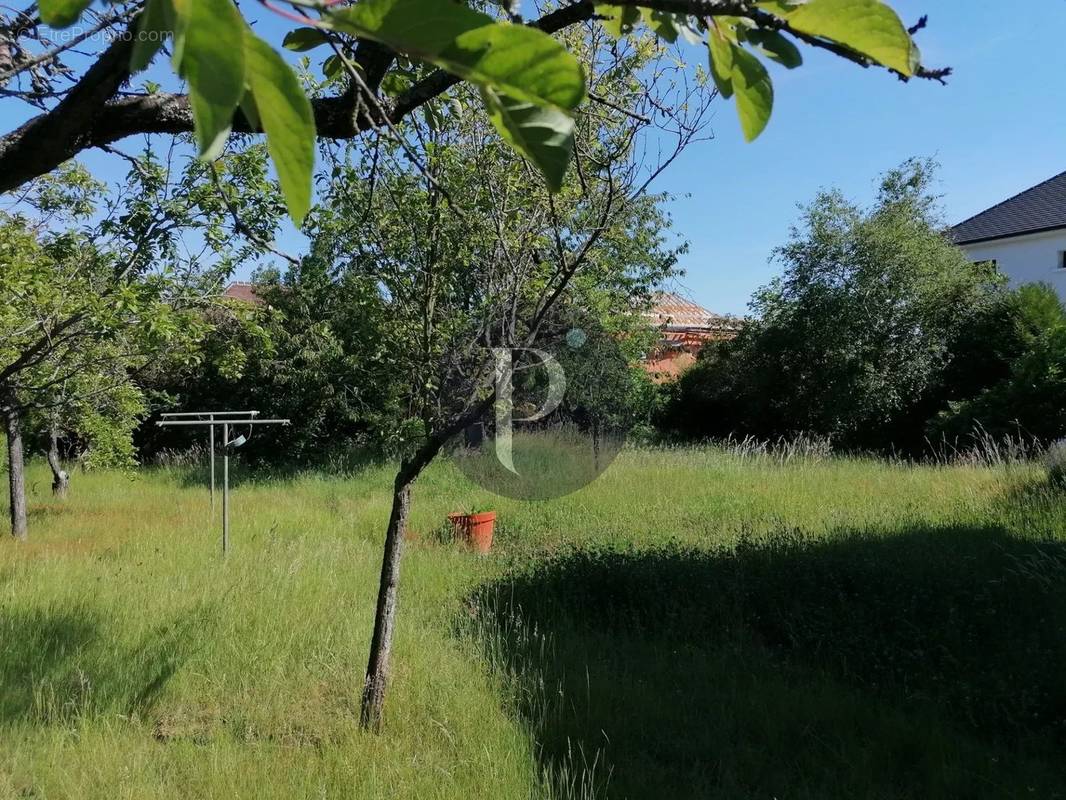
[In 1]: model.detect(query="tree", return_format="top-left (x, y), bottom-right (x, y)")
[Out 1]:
top-left (1, 148), bottom-right (280, 538)
top-left (0, 0), bottom-right (948, 221)
top-left (139, 266), bottom-right (405, 464)
top-left (262, 25), bottom-right (698, 727)
top-left (931, 284), bottom-right (1066, 445)
top-left (551, 306), bottom-right (663, 447)
top-left (4, 0), bottom-right (950, 727)
top-left (0, 212), bottom-right (191, 536)
top-left (662, 159), bottom-right (1007, 451)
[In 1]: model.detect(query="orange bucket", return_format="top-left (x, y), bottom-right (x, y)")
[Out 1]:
top-left (447, 511), bottom-right (496, 553)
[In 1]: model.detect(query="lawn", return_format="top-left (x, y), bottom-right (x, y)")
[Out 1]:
top-left (1, 445), bottom-right (1064, 798)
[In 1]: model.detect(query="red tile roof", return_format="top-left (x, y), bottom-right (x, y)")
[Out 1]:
top-left (222, 282), bottom-right (265, 305)
top-left (640, 292), bottom-right (740, 383)
top-left (644, 291), bottom-right (740, 332)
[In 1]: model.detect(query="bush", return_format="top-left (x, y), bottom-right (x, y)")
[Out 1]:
top-left (932, 324), bottom-right (1066, 445)
top-left (660, 160), bottom-right (1009, 452)
top-left (660, 161), bottom-right (1066, 456)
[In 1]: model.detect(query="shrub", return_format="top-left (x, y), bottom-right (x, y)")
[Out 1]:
top-left (932, 324), bottom-right (1066, 445)
top-left (659, 162), bottom-right (1066, 456)
top-left (660, 159), bottom-right (1008, 452)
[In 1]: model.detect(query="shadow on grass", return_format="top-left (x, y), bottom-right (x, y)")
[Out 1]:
top-left (467, 525), bottom-right (1066, 799)
top-left (0, 602), bottom-right (215, 725)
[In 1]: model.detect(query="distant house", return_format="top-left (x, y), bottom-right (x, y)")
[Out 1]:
top-left (222, 282), bottom-right (263, 305)
top-left (641, 292), bottom-right (740, 383)
top-left (222, 282), bottom-right (267, 306)
top-left (952, 171), bottom-right (1066, 302)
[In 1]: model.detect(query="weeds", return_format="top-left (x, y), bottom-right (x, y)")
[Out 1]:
top-left (1047, 439), bottom-right (1066, 488)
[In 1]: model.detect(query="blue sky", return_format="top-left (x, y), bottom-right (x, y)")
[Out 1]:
top-left (9, 1), bottom-right (1062, 316)
top-left (669, 0), bottom-right (1066, 314)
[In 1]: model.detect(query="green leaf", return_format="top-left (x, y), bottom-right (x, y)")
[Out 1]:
top-left (422, 104), bottom-right (441, 131)
top-left (757, 0), bottom-right (915, 75)
top-left (130, 0), bottom-right (175, 73)
top-left (327, 0), bottom-right (585, 111)
top-left (380, 71), bottom-right (412, 95)
top-left (707, 26), bottom-right (735, 99)
top-left (596, 4), bottom-right (640, 38)
top-left (174, 0), bottom-right (246, 160)
top-left (640, 9), bottom-right (681, 43)
top-left (238, 89), bottom-right (260, 131)
top-left (709, 21), bottom-right (775, 140)
top-left (480, 86), bottom-right (574, 193)
top-left (714, 15), bottom-right (745, 43)
top-left (244, 34), bottom-right (315, 225)
top-left (38, 0), bottom-right (90, 28)
top-left (322, 54), bottom-right (345, 80)
top-left (745, 28), bottom-right (803, 68)
top-left (283, 27), bottom-right (330, 52)
top-left (170, 0), bottom-right (188, 69)
top-left (731, 46), bottom-right (773, 142)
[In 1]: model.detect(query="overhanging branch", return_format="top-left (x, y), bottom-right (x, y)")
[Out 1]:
top-left (0, 0), bottom-right (948, 194)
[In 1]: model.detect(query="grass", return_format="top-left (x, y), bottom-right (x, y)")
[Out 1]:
top-left (1, 443), bottom-right (1064, 798)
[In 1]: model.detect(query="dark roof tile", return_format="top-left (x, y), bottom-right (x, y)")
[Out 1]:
top-left (952, 170), bottom-right (1066, 245)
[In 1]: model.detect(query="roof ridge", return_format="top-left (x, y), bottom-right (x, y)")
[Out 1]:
top-left (651, 289), bottom-right (709, 307)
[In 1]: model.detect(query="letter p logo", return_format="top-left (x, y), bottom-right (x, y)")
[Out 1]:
top-left (492, 347), bottom-right (567, 475)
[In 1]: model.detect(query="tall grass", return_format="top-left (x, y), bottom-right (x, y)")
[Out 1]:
top-left (1, 443), bottom-right (1064, 798)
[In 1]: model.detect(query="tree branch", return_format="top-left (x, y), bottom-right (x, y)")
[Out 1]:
top-left (0, 0), bottom-right (948, 193)
top-left (0, 19), bottom-right (137, 192)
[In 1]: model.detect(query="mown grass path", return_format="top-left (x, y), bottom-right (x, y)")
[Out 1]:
top-left (2, 448), bottom-right (1064, 798)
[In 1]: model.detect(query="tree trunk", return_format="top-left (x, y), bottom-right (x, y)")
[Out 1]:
top-left (4, 405), bottom-right (28, 541)
top-left (593, 422), bottom-right (602, 471)
top-left (357, 401), bottom-right (493, 731)
top-left (46, 422), bottom-right (69, 499)
top-left (360, 479), bottom-right (412, 731)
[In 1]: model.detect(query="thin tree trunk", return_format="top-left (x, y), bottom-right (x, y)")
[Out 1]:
top-left (360, 478), bottom-right (412, 731)
top-left (4, 405), bottom-right (28, 541)
top-left (46, 421), bottom-right (69, 499)
top-left (358, 400), bottom-right (493, 731)
top-left (593, 422), bottom-right (601, 471)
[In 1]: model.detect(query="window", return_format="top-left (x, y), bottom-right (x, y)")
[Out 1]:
top-left (1059, 251), bottom-right (1066, 271)
top-left (973, 259), bottom-right (997, 271)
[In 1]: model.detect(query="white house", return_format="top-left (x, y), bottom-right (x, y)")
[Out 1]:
top-left (952, 171), bottom-right (1066, 302)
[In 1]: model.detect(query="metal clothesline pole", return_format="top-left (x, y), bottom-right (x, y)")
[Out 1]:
top-left (159, 411), bottom-right (261, 417)
top-left (156, 412), bottom-right (290, 555)
top-left (209, 417), bottom-right (215, 509)
top-left (154, 419), bottom-right (290, 425)
top-left (222, 421), bottom-right (229, 555)
top-left (160, 411), bottom-right (259, 509)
